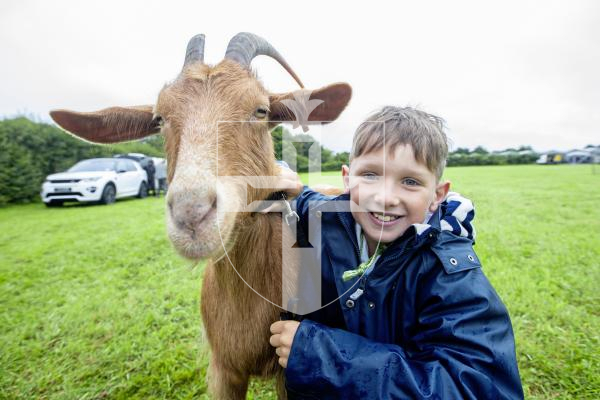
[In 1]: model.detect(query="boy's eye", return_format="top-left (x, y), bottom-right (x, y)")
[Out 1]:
top-left (403, 178), bottom-right (420, 186)
top-left (362, 172), bottom-right (380, 181)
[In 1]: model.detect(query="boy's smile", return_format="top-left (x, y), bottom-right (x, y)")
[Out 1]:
top-left (343, 145), bottom-right (450, 255)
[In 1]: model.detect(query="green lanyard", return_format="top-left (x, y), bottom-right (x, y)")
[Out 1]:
top-left (342, 234), bottom-right (386, 282)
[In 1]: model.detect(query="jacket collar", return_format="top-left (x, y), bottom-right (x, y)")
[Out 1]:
top-left (333, 193), bottom-right (361, 253)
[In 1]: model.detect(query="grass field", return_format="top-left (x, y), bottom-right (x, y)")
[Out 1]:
top-left (1, 164), bottom-right (599, 399)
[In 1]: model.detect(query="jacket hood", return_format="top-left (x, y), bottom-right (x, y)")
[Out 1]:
top-left (411, 191), bottom-right (476, 243)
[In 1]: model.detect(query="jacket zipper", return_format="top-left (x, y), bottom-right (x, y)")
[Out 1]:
top-left (337, 214), bottom-right (433, 299)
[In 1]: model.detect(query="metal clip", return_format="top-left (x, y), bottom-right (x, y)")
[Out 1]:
top-left (283, 197), bottom-right (299, 226)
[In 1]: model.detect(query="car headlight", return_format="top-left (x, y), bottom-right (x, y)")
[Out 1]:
top-left (81, 177), bottom-right (102, 182)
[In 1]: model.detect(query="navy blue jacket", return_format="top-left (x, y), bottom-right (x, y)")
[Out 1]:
top-left (285, 189), bottom-right (523, 399)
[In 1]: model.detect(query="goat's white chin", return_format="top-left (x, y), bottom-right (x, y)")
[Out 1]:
top-left (167, 211), bottom-right (235, 260)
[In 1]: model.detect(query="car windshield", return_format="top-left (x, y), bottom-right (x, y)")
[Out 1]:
top-left (68, 159), bottom-right (116, 172)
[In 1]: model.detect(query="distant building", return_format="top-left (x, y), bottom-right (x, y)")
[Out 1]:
top-left (584, 145), bottom-right (600, 163)
top-left (565, 150), bottom-right (593, 164)
top-left (536, 151), bottom-right (565, 164)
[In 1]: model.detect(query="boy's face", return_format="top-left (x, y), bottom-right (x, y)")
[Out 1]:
top-left (342, 144), bottom-right (450, 253)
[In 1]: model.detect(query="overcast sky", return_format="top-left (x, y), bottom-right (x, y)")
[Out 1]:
top-left (1, 0), bottom-right (598, 153)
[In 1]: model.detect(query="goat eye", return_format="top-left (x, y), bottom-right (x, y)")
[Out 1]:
top-left (152, 115), bottom-right (164, 128)
top-left (254, 107), bottom-right (268, 119)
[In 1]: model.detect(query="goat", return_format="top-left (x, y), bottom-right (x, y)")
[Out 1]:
top-left (50, 32), bottom-right (352, 399)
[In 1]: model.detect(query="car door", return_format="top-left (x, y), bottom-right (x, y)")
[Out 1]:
top-left (114, 160), bottom-right (130, 195)
top-left (122, 160), bottom-right (140, 195)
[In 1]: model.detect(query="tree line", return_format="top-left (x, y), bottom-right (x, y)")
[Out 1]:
top-left (0, 117), bottom-right (540, 205)
top-left (447, 146), bottom-right (539, 166)
top-left (0, 117), bottom-right (164, 205)
top-left (270, 126), bottom-right (350, 173)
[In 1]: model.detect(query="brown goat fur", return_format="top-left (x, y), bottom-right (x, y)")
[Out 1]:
top-left (51, 50), bottom-right (351, 399)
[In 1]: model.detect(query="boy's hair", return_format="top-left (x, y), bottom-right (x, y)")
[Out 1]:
top-left (350, 106), bottom-right (448, 180)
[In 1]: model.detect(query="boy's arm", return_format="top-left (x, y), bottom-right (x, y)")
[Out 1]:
top-left (263, 165), bottom-right (339, 221)
top-left (293, 185), bottom-right (337, 228)
top-left (285, 262), bottom-right (523, 399)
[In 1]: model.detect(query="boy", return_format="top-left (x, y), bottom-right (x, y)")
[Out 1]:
top-left (269, 107), bottom-right (523, 398)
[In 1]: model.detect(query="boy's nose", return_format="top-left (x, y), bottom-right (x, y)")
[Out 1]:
top-left (374, 185), bottom-right (401, 208)
top-left (384, 195), bottom-right (400, 208)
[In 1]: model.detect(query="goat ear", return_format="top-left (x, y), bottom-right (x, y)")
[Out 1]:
top-left (49, 105), bottom-right (159, 144)
top-left (269, 83), bottom-right (352, 126)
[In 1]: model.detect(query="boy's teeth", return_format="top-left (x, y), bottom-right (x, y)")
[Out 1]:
top-left (372, 212), bottom-right (398, 222)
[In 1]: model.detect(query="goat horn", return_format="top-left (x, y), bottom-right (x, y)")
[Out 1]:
top-left (183, 34), bottom-right (206, 67)
top-left (225, 32), bottom-right (304, 88)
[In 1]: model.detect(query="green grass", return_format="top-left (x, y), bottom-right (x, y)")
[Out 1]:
top-left (1, 164), bottom-right (599, 399)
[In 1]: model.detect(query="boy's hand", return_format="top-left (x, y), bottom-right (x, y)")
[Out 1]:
top-left (261, 167), bottom-right (304, 213)
top-left (269, 320), bottom-right (300, 368)
top-left (274, 165), bottom-right (304, 198)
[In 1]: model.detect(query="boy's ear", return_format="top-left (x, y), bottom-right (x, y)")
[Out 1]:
top-left (268, 83), bottom-right (351, 127)
top-left (342, 165), bottom-right (351, 194)
top-left (429, 181), bottom-right (451, 213)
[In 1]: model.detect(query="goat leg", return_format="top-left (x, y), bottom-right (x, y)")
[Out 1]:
top-left (207, 353), bottom-right (250, 400)
top-left (275, 368), bottom-right (288, 400)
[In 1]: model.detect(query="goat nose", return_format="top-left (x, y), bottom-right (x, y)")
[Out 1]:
top-left (168, 192), bottom-right (217, 233)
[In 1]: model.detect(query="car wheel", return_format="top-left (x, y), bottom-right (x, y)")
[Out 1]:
top-left (137, 181), bottom-right (148, 198)
top-left (100, 184), bottom-right (116, 205)
top-left (45, 201), bottom-right (63, 207)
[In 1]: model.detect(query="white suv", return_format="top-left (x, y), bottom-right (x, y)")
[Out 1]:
top-left (41, 158), bottom-right (148, 207)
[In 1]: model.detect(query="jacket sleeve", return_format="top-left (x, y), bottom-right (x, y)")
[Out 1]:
top-left (293, 186), bottom-right (334, 232)
top-left (285, 261), bottom-right (523, 399)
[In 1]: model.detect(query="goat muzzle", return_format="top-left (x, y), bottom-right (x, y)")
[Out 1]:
top-left (168, 191), bottom-right (217, 238)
